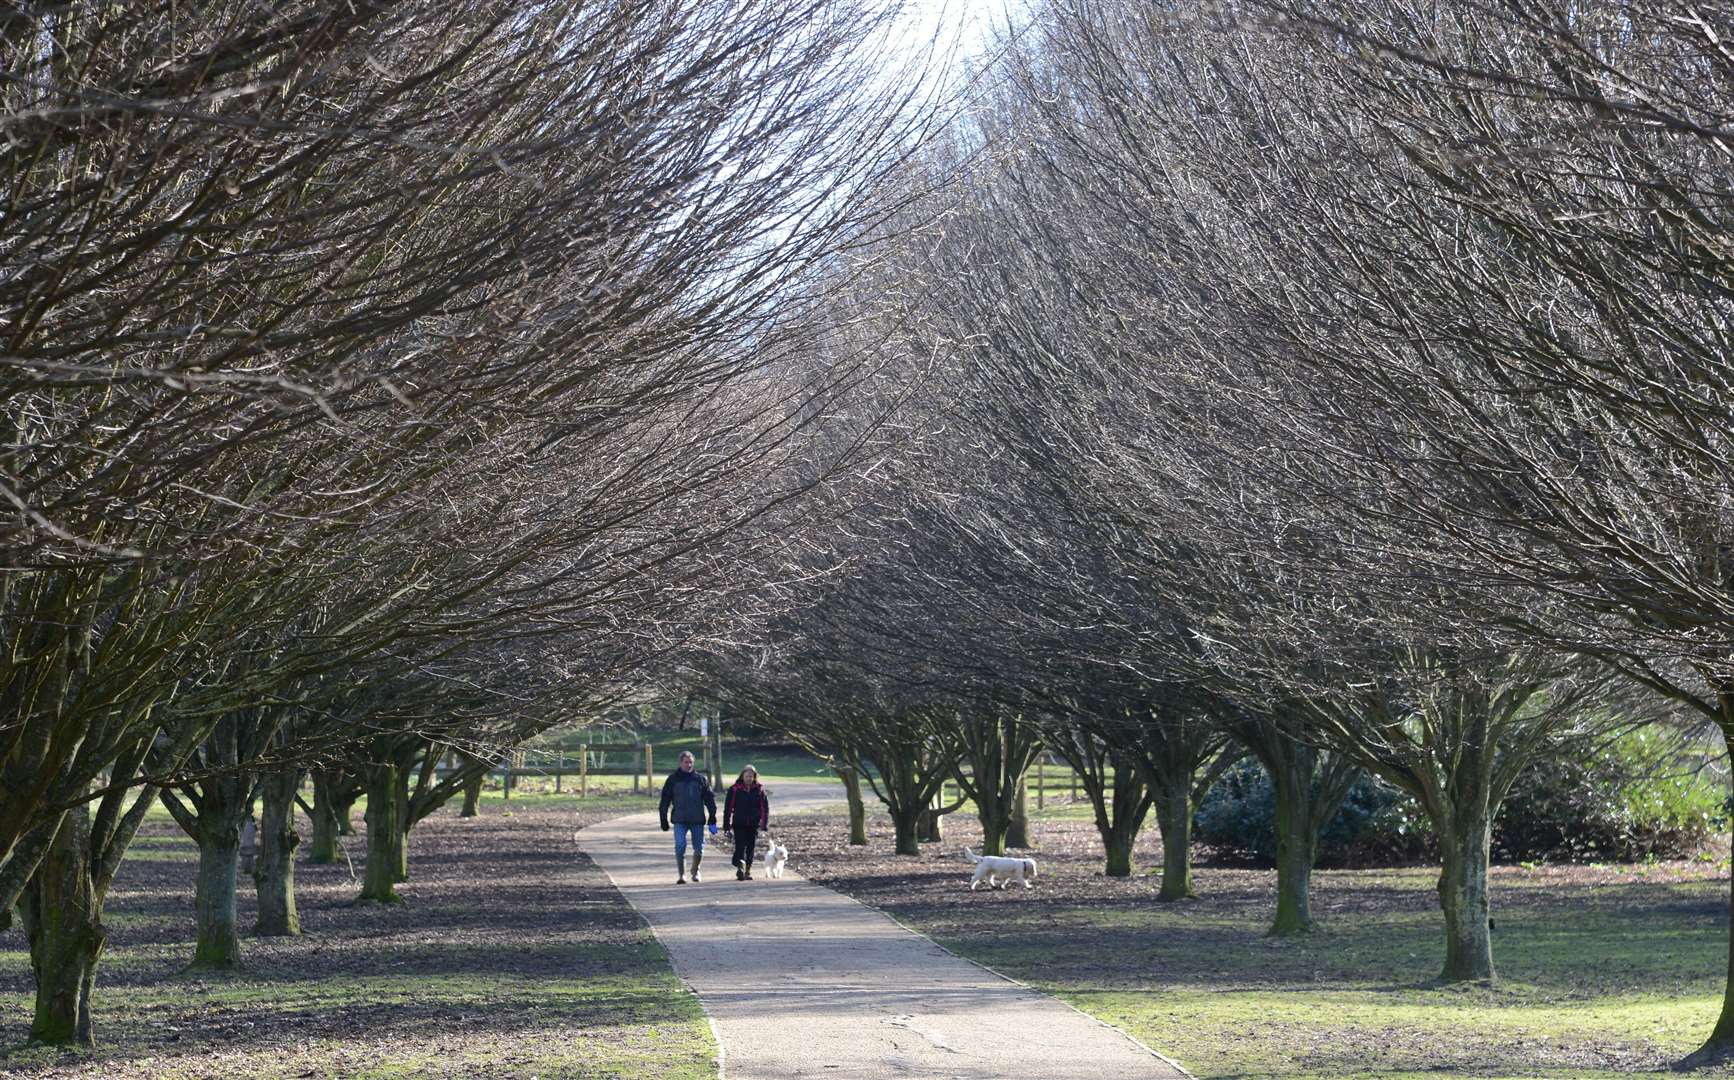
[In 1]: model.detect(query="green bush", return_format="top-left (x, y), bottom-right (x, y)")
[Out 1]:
top-left (1192, 760), bottom-right (1430, 868)
top-left (1493, 728), bottom-right (1726, 863)
top-left (1193, 730), bottom-right (1727, 867)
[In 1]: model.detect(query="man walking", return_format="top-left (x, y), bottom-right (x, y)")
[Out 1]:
top-left (659, 750), bottom-right (717, 884)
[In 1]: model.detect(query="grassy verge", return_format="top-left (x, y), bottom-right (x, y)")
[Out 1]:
top-left (0, 806), bottom-right (714, 1079)
top-left (775, 810), bottom-right (1734, 1079)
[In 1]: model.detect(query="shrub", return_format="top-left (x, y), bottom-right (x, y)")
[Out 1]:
top-left (1192, 759), bottom-right (1429, 868)
top-left (1193, 730), bottom-right (1727, 867)
top-left (1493, 728), bottom-right (1727, 863)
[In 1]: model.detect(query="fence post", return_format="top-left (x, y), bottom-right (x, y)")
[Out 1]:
top-left (1070, 761), bottom-right (1078, 803)
top-left (580, 744), bottom-right (589, 798)
top-left (1037, 757), bottom-right (1045, 810)
top-left (503, 761), bottom-right (511, 801)
top-left (645, 745), bottom-right (653, 794)
top-left (556, 749), bottom-right (563, 794)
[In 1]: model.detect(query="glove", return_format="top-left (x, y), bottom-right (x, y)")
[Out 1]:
top-left (707, 823), bottom-right (718, 836)
top-left (660, 821), bottom-right (670, 832)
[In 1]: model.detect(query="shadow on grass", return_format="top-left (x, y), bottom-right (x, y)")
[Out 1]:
top-left (0, 810), bottom-right (710, 1077)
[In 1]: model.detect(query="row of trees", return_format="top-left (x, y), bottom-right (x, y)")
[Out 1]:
top-left (0, 0), bottom-right (942, 1048)
top-left (700, 0), bottom-right (1734, 1068)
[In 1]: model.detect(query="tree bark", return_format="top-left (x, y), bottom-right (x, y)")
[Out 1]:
top-left (891, 805), bottom-right (922, 856)
top-left (976, 796), bottom-right (1008, 856)
top-left (1102, 825), bottom-right (1136, 878)
top-left (191, 815), bottom-right (243, 968)
top-left (334, 787), bottom-right (358, 836)
top-left (460, 768), bottom-right (484, 818)
top-left (359, 763), bottom-right (403, 903)
top-left (918, 797), bottom-right (943, 843)
top-left (1154, 790), bottom-right (1194, 900)
top-left (840, 767), bottom-right (868, 846)
top-left (1683, 722), bottom-right (1734, 1067)
top-left (253, 765), bottom-right (302, 937)
top-left (1268, 754), bottom-right (1317, 936)
top-left (20, 806), bottom-right (103, 1047)
top-left (1435, 806), bottom-right (1494, 982)
top-left (308, 771), bottom-right (340, 865)
top-left (1006, 777), bottom-right (1031, 849)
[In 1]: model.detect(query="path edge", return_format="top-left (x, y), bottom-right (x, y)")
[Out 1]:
top-left (572, 823), bottom-right (729, 1080)
top-left (828, 886), bottom-right (1196, 1079)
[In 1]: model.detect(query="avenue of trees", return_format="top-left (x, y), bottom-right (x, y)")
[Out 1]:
top-left (700, 0), bottom-right (1734, 1069)
top-left (0, 0), bottom-right (938, 1049)
top-left (7, 0), bottom-right (1734, 1072)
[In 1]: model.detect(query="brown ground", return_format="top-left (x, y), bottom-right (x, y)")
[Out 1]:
top-left (0, 794), bottom-right (711, 1080)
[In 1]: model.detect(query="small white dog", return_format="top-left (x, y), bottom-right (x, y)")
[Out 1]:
top-left (764, 837), bottom-right (789, 879)
top-left (965, 847), bottom-right (1036, 890)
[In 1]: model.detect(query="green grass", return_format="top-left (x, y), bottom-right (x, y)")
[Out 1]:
top-left (910, 864), bottom-right (1734, 1078)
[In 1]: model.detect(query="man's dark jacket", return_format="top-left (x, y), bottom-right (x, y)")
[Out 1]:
top-left (660, 769), bottom-right (717, 828)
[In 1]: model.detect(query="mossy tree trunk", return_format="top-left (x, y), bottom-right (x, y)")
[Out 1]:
top-left (360, 761), bottom-right (404, 903)
top-left (838, 766), bottom-right (868, 845)
top-left (1435, 801), bottom-right (1494, 982)
top-left (1267, 758), bottom-right (1318, 935)
top-left (890, 803), bottom-right (923, 856)
top-left (21, 806), bottom-right (101, 1047)
top-left (1153, 790), bottom-right (1194, 900)
top-left (160, 710), bottom-right (284, 968)
top-left (1685, 714), bottom-right (1734, 1067)
top-left (308, 770), bottom-right (341, 865)
top-left (1006, 777), bottom-right (1032, 849)
top-left (20, 760), bottom-right (161, 1048)
top-left (1230, 716), bottom-right (1361, 938)
top-left (460, 765), bottom-right (485, 817)
top-left (191, 816), bottom-right (242, 967)
top-left (253, 764), bottom-right (302, 937)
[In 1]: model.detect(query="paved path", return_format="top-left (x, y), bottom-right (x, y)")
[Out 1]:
top-left (577, 781), bottom-right (1187, 1080)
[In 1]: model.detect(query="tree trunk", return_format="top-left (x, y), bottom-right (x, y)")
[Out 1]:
top-left (976, 797), bottom-right (1008, 857)
top-left (1006, 777), bottom-right (1031, 849)
top-left (334, 788), bottom-right (358, 836)
top-left (1684, 725), bottom-right (1734, 1067)
top-left (1268, 756), bottom-right (1316, 936)
top-left (1435, 808), bottom-right (1494, 982)
top-left (1154, 790), bottom-right (1194, 900)
top-left (1102, 824), bottom-right (1135, 878)
top-left (254, 765), bottom-right (302, 937)
top-left (308, 772), bottom-right (339, 865)
top-left (918, 801), bottom-right (943, 843)
top-left (359, 763), bottom-right (403, 903)
top-left (191, 817), bottom-right (243, 968)
top-left (891, 805), bottom-right (922, 856)
top-left (460, 768), bottom-right (484, 818)
top-left (840, 767), bottom-right (867, 846)
top-left (21, 806), bottom-right (103, 1047)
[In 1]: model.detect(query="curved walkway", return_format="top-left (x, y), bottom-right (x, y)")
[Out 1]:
top-left (577, 781), bottom-right (1187, 1079)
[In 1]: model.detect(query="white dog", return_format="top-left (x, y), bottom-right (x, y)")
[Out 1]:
top-left (764, 837), bottom-right (789, 879)
top-left (965, 847), bottom-right (1037, 890)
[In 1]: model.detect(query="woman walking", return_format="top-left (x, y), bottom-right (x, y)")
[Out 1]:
top-left (723, 765), bottom-right (770, 880)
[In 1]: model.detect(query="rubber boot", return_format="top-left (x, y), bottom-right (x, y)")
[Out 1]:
top-left (744, 861), bottom-right (753, 880)
top-left (690, 853), bottom-right (703, 883)
top-left (676, 854), bottom-right (686, 884)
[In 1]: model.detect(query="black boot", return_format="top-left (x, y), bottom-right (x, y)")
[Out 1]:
top-left (690, 853), bottom-right (703, 883)
top-left (676, 855), bottom-right (686, 884)
top-left (743, 862), bottom-right (753, 880)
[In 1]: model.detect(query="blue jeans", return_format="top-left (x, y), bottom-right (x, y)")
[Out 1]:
top-left (673, 823), bottom-right (705, 862)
